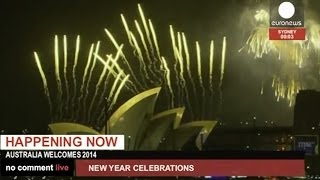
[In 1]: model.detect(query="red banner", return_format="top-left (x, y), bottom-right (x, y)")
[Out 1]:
top-left (76, 159), bottom-right (304, 177)
top-left (269, 28), bottom-right (306, 40)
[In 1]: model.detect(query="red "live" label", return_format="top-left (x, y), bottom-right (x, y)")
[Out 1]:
top-left (269, 28), bottom-right (306, 40)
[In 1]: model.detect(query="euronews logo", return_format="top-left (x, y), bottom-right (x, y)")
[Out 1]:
top-left (270, 0), bottom-right (304, 27)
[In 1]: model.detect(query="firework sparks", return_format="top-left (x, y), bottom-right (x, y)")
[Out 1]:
top-left (108, 75), bottom-right (130, 112)
top-left (138, 3), bottom-right (161, 80)
top-left (161, 57), bottom-right (174, 108)
top-left (121, 14), bottom-right (134, 47)
top-left (92, 54), bottom-right (117, 122)
top-left (138, 4), bottom-right (153, 56)
top-left (96, 70), bottom-right (124, 122)
top-left (88, 54), bottom-right (112, 122)
top-left (261, 81), bottom-right (264, 95)
top-left (76, 43), bottom-right (95, 120)
top-left (175, 32), bottom-right (194, 118)
top-left (71, 35), bottom-right (80, 119)
top-left (35, 4), bottom-right (227, 126)
top-left (170, 26), bottom-right (181, 105)
top-left (182, 33), bottom-right (198, 119)
top-left (182, 33), bottom-right (191, 77)
top-left (241, 8), bottom-right (320, 105)
top-left (196, 41), bottom-right (203, 87)
top-left (220, 37), bottom-right (226, 89)
top-left (196, 41), bottom-right (206, 119)
top-left (105, 29), bottom-right (141, 91)
top-left (54, 35), bottom-right (63, 119)
top-left (81, 42), bottom-right (100, 120)
top-left (63, 35), bottom-right (70, 117)
top-left (148, 19), bottom-right (161, 59)
top-left (107, 71), bottom-right (124, 106)
top-left (129, 32), bottom-right (149, 85)
top-left (176, 32), bottom-right (185, 89)
top-left (34, 52), bottom-right (53, 119)
top-left (209, 40), bottom-right (215, 93)
top-left (133, 20), bottom-right (158, 85)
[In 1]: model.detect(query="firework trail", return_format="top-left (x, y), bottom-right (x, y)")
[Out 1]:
top-left (207, 40), bottom-right (216, 119)
top-left (177, 32), bottom-right (185, 105)
top-left (196, 41), bottom-right (206, 119)
top-left (134, 21), bottom-right (158, 84)
top-left (34, 52), bottom-right (53, 120)
top-left (134, 20), bottom-right (151, 63)
top-left (108, 71), bottom-right (124, 105)
top-left (220, 37), bottom-right (227, 90)
top-left (71, 35), bottom-right (80, 119)
top-left (122, 12), bottom-right (163, 86)
top-left (120, 7), bottom-right (203, 114)
top-left (92, 55), bottom-right (114, 121)
top-left (121, 14), bottom-right (134, 47)
top-left (76, 44), bottom-right (94, 120)
top-left (148, 19), bottom-right (161, 59)
top-left (138, 4), bottom-right (153, 55)
top-left (182, 33), bottom-right (191, 74)
top-left (170, 25), bottom-right (181, 106)
top-left (95, 49), bottom-right (135, 94)
top-left (97, 71), bottom-right (124, 121)
top-left (177, 32), bottom-right (183, 56)
top-left (100, 46), bottom-right (124, 77)
top-left (138, 4), bottom-right (161, 79)
top-left (54, 35), bottom-right (63, 119)
top-left (88, 53), bottom-right (111, 122)
top-left (94, 47), bottom-right (133, 90)
top-left (161, 57), bottom-right (174, 108)
top-left (148, 18), bottom-right (166, 84)
top-left (182, 33), bottom-right (198, 119)
top-left (105, 29), bottom-right (142, 91)
top-left (174, 41), bottom-right (185, 106)
top-left (138, 4), bottom-right (160, 70)
top-left (129, 32), bottom-right (149, 85)
top-left (93, 50), bottom-right (133, 123)
top-left (196, 42), bottom-right (203, 86)
top-left (182, 33), bottom-right (197, 101)
top-left (159, 57), bottom-right (172, 109)
top-left (107, 51), bottom-right (125, 74)
top-left (209, 40), bottom-right (215, 94)
top-left (82, 42), bottom-right (100, 120)
top-left (121, 14), bottom-right (149, 86)
top-left (261, 80), bottom-right (264, 95)
top-left (63, 35), bottom-right (70, 116)
top-left (108, 75), bottom-right (130, 113)
top-left (96, 70), bottom-right (124, 122)
top-left (170, 26), bottom-right (179, 60)
top-left (93, 49), bottom-right (123, 121)
top-left (174, 33), bottom-right (193, 117)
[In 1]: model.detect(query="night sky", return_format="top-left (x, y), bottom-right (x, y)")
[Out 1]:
top-left (2, 0), bottom-right (320, 132)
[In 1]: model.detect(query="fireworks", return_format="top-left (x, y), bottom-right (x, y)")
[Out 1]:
top-left (34, 52), bottom-right (52, 119)
top-left (34, 4), bottom-right (227, 126)
top-left (71, 35), bottom-right (80, 119)
top-left (240, 8), bottom-right (320, 106)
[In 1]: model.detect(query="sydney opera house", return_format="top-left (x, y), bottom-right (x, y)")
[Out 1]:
top-left (49, 87), bottom-right (217, 151)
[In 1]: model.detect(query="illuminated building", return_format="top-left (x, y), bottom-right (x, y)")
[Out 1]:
top-left (293, 90), bottom-right (320, 176)
top-left (294, 90), bottom-right (320, 135)
top-left (49, 87), bottom-right (217, 150)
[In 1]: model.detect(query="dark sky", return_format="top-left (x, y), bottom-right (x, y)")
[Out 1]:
top-left (1, 0), bottom-right (319, 132)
